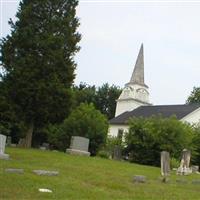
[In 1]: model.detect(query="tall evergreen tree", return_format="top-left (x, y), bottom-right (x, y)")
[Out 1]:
top-left (0, 0), bottom-right (81, 147)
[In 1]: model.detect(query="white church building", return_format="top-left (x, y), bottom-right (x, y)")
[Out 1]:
top-left (108, 44), bottom-right (200, 137)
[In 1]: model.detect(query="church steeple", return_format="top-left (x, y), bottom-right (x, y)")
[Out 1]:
top-left (128, 44), bottom-right (147, 87)
top-left (115, 44), bottom-right (150, 117)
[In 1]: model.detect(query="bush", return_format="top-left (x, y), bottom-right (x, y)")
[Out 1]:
top-left (125, 116), bottom-right (195, 166)
top-left (170, 157), bottom-right (180, 169)
top-left (47, 103), bottom-right (109, 155)
top-left (97, 135), bottom-right (125, 160)
top-left (191, 125), bottom-right (200, 165)
top-left (97, 150), bottom-right (110, 159)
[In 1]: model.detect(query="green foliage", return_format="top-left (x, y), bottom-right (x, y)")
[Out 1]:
top-left (0, 83), bottom-right (13, 135)
top-left (0, 0), bottom-right (81, 145)
top-left (97, 135), bottom-right (125, 159)
top-left (187, 87), bottom-right (200, 103)
top-left (45, 123), bottom-right (71, 151)
top-left (97, 150), bottom-right (110, 159)
top-left (95, 83), bottom-right (122, 119)
top-left (170, 157), bottom-right (180, 169)
top-left (191, 125), bottom-right (200, 165)
top-left (125, 116), bottom-right (195, 166)
top-left (72, 83), bottom-right (122, 119)
top-left (72, 83), bottom-right (96, 109)
top-left (47, 103), bottom-right (109, 154)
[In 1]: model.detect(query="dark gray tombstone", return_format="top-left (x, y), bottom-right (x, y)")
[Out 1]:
top-left (0, 134), bottom-right (10, 160)
top-left (192, 180), bottom-right (200, 185)
top-left (176, 179), bottom-right (188, 184)
top-left (191, 165), bottom-right (199, 173)
top-left (18, 138), bottom-right (26, 147)
top-left (6, 136), bottom-right (12, 147)
top-left (177, 149), bottom-right (192, 175)
top-left (40, 143), bottom-right (50, 150)
top-left (161, 151), bottom-right (170, 177)
top-left (66, 136), bottom-right (90, 156)
top-left (113, 145), bottom-right (122, 160)
top-left (5, 168), bottom-right (24, 174)
top-left (133, 175), bottom-right (146, 183)
top-left (42, 143), bottom-right (50, 149)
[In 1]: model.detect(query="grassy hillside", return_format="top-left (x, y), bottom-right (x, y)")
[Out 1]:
top-left (1, 148), bottom-right (200, 200)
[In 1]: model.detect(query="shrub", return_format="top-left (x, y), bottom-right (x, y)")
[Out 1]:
top-left (97, 150), bottom-right (110, 159)
top-left (47, 103), bottom-right (109, 155)
top-left (125, 115), bottom-right (195, 166)
top-left (170, 157), bottom-right (180, 169)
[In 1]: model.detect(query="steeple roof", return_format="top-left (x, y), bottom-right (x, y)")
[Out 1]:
top-left (128, 44), bottom-right (147, 87)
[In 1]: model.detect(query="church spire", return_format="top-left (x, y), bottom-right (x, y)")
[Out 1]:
top-left (115, 43), bottom-right (150, 117)
top-left (129, 44), bottom-right (146, 86)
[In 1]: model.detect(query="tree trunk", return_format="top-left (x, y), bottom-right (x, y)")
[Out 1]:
top-left (24, 122), bottom-right (34, 148)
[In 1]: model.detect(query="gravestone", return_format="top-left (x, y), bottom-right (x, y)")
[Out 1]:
top-left (176, 179), bottom-right (188, 184)
top-left (191, 165), bottom-right (199, 173)
top-left (161, 151), bottom-right (170, 177)
top-left (42, 143), bottom-right (50, 150)
top-left (177, 149), bottom-right (192, 175)
top-left (113, 145), bottom-right (122, 160)
top-left (18, 138), bottom-right (26, 147)
top-left (192, 180), bottom-right (200, 185)
top-left (133, 175), bottom-right (146, 183)
top-left (0, 134), bottom-right (10, 160)
top-left (5, 168), bottom-right (24, 174)
top-left (33, 170), bottom-right (59, 176)
top-left (40, 143), bottom-right (50, 150)
top-left (66, 136), bottom-right (90, 156)
top-left (6, 136), bottom-right (12, 147)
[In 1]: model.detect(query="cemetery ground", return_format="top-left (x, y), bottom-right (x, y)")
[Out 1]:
top-left (1, 148), bottom-right (200, 200)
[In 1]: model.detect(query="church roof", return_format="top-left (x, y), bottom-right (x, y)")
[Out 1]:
top-left (110, 104), bottom-right (200, 125)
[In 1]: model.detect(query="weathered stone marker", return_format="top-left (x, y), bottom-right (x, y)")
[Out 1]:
top-left (6, 136), bottom-right (12, 147)
top-left (177, 149), bottom-right (192, 175)
top-left (191, 165), bottom-right (199, 173)
top-left (113, 145), bottom-right (122, 160)
top-left (66, 136), bottom-right (90, 156)
top-left (161, 151), bottom-right (170, 176)
top-left (18, 138), bottom-right (26, 147)
top-left (133, 175), bottom-right (146, 183)
top-left (0, 134), bottom-right (10, 160)
top-left (39, 143), bottom-right (50, 150)
top-left (33, 170), bottom-right (59, 176)
top-left (5, 168), bottom-right (24, 174)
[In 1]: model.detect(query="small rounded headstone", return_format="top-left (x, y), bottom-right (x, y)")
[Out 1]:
top-left (133, 175), bottom-right (146, 183)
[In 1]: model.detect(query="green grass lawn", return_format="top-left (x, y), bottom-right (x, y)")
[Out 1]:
top-left (1, 148), bottom-right (200, 200)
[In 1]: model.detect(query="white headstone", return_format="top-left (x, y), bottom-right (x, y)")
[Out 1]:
top-left (0, 134), bottom-right (10, 160)
top-left (177, 149), bottom-right (192, 175)
top-left (66, 136), bottom-right (90, 156)
top-left (70, 136), bottom-right (89, 152)
top-left (0, 134), bottom-right (6, 154)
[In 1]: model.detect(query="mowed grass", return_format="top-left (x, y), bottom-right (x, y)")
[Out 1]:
top-left (1, 148), bottom-right (200, 200)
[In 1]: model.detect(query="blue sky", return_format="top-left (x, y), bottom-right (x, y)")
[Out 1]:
top-left (1, 0), bottom-right (200, 105)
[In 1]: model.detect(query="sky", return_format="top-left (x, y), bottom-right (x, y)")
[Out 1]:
top-left (1, 0), bottom-right (200, 105)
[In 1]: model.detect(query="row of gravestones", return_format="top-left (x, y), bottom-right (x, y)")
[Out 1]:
top-left (1, 134), bottom-right (118, 158)
top-left (0, 134), bottom-right (92, 159)
top-left (161, 149), bottom-right (199, 177)
top-left (2, 133), bottom-right (197, 175)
